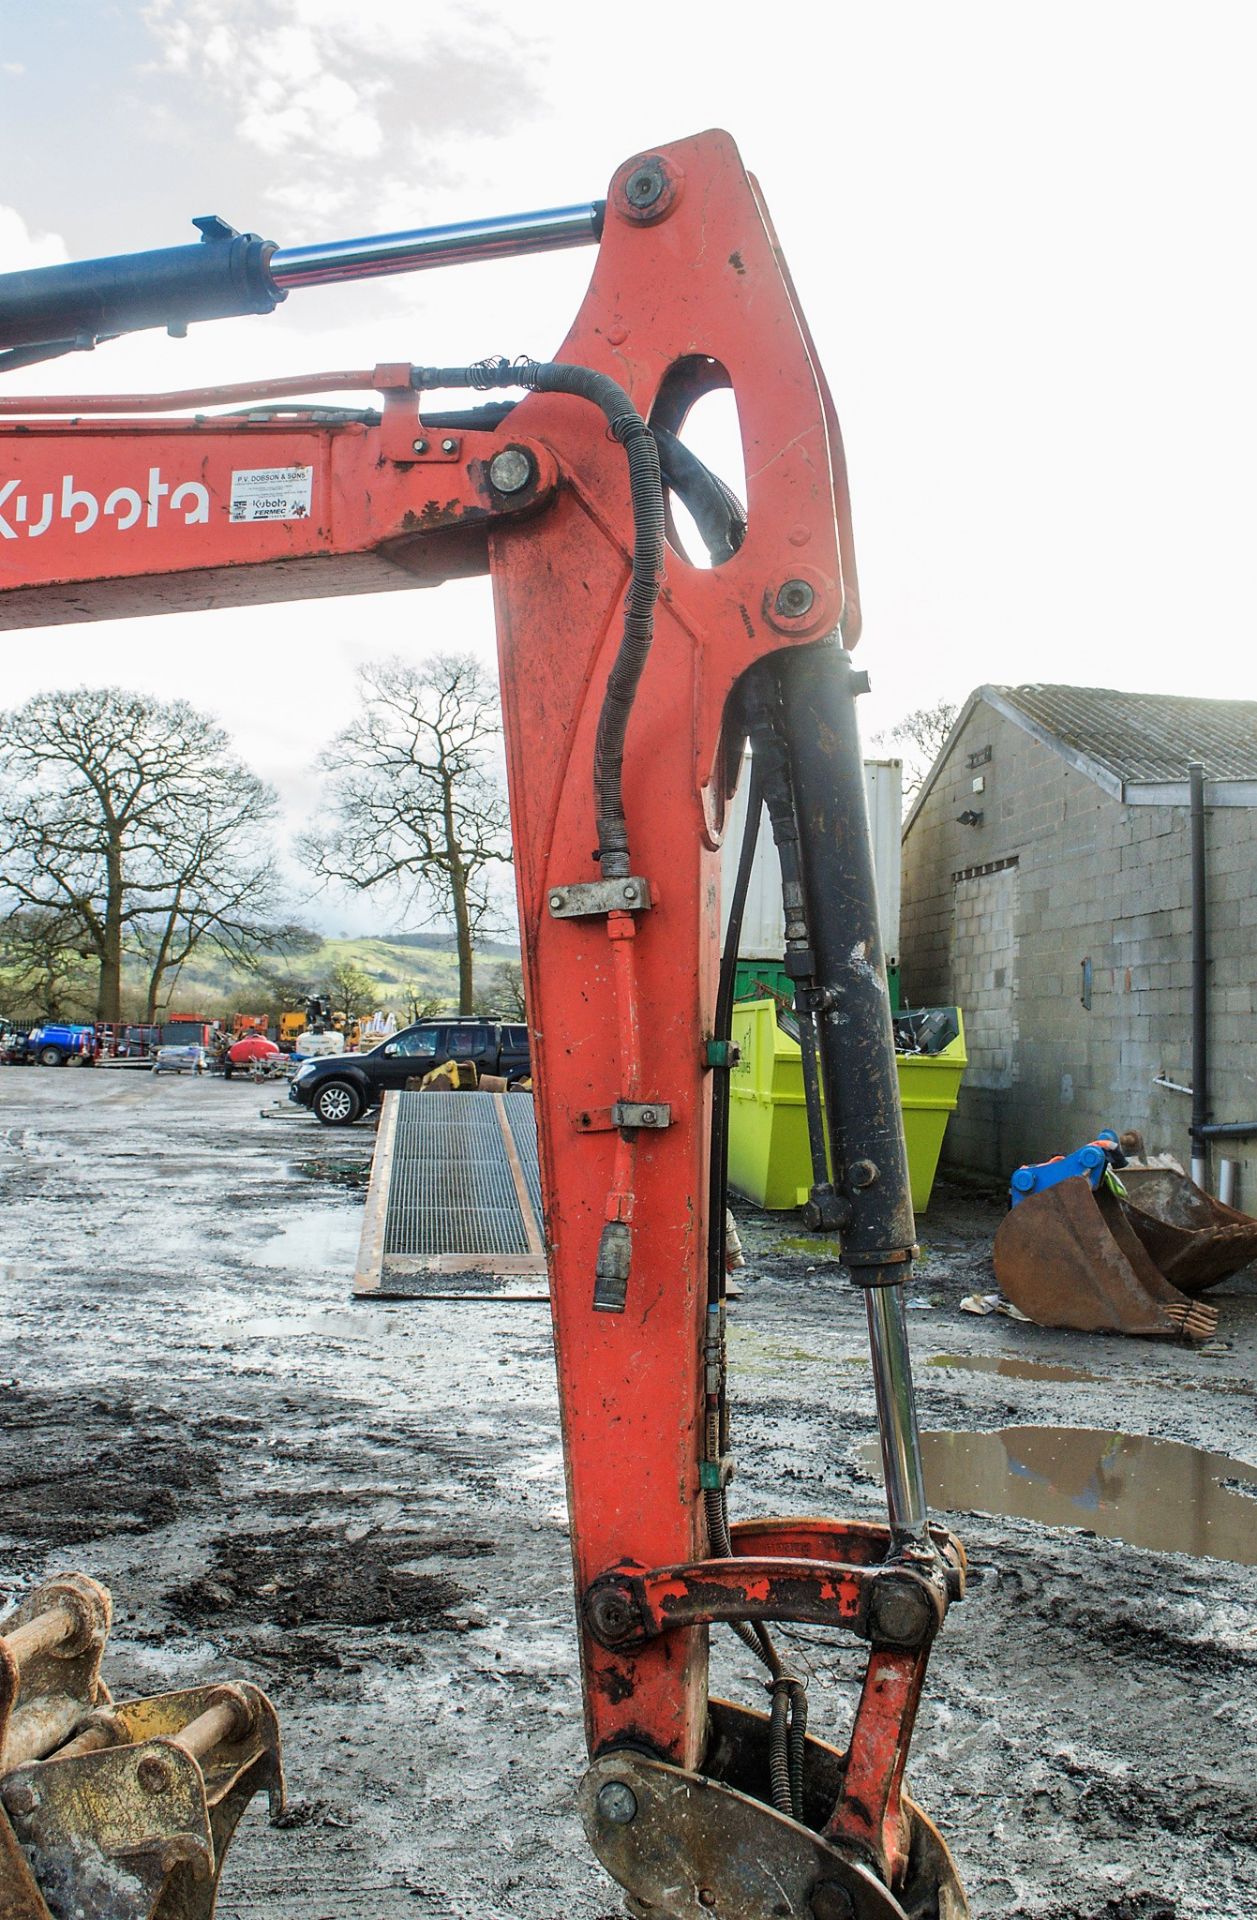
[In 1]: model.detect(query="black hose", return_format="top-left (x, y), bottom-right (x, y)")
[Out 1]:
top-left (707, 754), bottom-right (762, 1308)
top-left (653, 426), bottom-right (746, 564)
top-left (412, 357), bottom-right (663, 881)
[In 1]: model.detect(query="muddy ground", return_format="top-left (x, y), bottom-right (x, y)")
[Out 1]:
top-left (1, 1068), bottom-right (1254, 1920)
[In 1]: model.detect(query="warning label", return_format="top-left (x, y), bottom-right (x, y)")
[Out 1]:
top-left (229, 466), bottom-right (313, 522)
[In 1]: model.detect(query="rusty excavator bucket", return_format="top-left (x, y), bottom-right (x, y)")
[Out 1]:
top-left (1116, 1166), bottom-right (1257, 1292)
top-left (993, 1160), bottom-right (1257, 1341)
top-left (0, 1575), bottom-right (282, 1920)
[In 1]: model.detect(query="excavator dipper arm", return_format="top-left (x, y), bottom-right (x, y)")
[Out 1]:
top-left (0, 131), bottom-right (965, 1919)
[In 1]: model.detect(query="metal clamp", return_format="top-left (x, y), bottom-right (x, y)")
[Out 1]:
top-left (548, 878), bottom-right (652, 918)
top-left (573, 1102), bottom-right (671, 1133)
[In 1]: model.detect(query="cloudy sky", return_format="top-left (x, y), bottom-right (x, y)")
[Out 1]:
top-left (2, 4), bottom-right (1253, 933)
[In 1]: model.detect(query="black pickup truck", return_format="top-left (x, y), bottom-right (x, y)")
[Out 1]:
top-left (289, 1016), bottom-right (530, 1125)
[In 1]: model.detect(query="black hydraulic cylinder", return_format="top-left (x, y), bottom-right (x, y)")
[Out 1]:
top-left (777, 640), bottom-right (916, 1278)
top-left (0, 221), bottom-right (283, 356)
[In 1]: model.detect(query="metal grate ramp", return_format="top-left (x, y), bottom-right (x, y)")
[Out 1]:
top-left (355, 1090), bottom-right (548, 1298)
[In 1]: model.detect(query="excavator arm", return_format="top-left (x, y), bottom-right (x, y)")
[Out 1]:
top-left (0, 130), bottom-right (966, 1920)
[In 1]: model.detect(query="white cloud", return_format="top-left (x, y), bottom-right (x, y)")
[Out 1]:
top-left (142, 0), bottom-right (545, 223)
top-left (0, 205), bottom-right (67, 270)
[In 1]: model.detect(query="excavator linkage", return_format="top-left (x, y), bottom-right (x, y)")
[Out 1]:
top-left (1, 130), bottom-right (968, 1917)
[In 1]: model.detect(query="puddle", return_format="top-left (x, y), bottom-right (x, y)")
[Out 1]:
top-left (924, 1353), bottom-right (1100, 1385)
top-left (774, 1236), bottom-right (844, 1261)
top-left (254, 1211), bottom-right (363, 1273)
top-left (859, 1426), bottom-right (1257, 1566)
top-left (238, 1309), bottom-right (379, 1340)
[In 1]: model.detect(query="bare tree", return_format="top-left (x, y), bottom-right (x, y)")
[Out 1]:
top-left (874, 699), bottom-right (960, 799)
top-left (301, 655), bottom-right (513, 1013)
top-left (325, 957), bottom-right (378, 1023)
top-left (0, 688), bottom-right (280, 1021)
top-left (235, 924), bottom-right (326, 1011)
top-left (404, 987), bottom-right (446, 1024)
top-left (475, 961), bottom-right (527, 1018)
top-left (0, 908), bottom-right (94, 1020)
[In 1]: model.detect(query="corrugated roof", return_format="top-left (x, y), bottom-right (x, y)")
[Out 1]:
top-left (991, 684), bottom-right (1257, 783)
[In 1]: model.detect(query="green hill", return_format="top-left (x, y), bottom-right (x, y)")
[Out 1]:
top-left (1, 931), bottom-right (522, 1026)
top-left (168, 931), bottom-right (521, 1017)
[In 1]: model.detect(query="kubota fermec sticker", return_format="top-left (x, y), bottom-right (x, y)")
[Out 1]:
top-left (229, 466), bottom-right (313, 522)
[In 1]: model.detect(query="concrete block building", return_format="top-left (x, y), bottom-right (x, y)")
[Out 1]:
top-left (900, 684), bottom-right (1257, 1196)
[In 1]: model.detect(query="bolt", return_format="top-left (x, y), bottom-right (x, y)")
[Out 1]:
top-left (488, 447), bottom-right (534, 495)
top-left (412, 438), bottom-right (429, 454)
top-left (549, 893), bottom-right (564, 911)
top-left (3, 1782), bottom-right (37, 1818)
top-left (625, 163), bottom-right (665, 209)
top-left (596, 1779), bottom-right (638, 1825)
top-left (586, 1585), bottom-right (638, 1645)
top-left (867, 1573), bottom-right (935, 1648)
top-left (622, 884), bottom-right (637, 901)
top-left (774, 578), bottom-right (815, 618)
top-left (136, 1752), bottom-right (177, 1796)
top-left (440, 436), bottom-right (458, 455)
top-left (849, 1158), bottom-right (878, 1189)
top-left (698, 1892), bottom-right (717, 1909)
top-left (640, 1109), bottom-right (656, 1126)
top-left (809, 1882), bottom-right (855, 1920)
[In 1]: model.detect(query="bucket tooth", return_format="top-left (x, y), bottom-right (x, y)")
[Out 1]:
top-left (993, 1178), bottom-right (1219, 1341)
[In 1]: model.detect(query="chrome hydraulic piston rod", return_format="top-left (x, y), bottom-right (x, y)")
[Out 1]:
top-left (271, 202), bottom-right (603, 288)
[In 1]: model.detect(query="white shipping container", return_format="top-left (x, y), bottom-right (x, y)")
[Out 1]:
top-left (720, 756), bottom-right (902, 965)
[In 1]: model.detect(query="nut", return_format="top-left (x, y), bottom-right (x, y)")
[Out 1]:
top-left (625, 164), bottom-right (665, 209)
top-left (488, 448), bottom-right (534, 495)
top-left (412, 437), bottom-right (429, 454)
top-left (809, 1882), bottom-right (855, 1920)
top-left (585, 1585), bottom-right (639, 1646)
top-left (774, 578), bottom-right (815, 618)
top-left (440, 436), bottom-right (458, 455)
top-left (866, 1572), bottom-right (937, 1649)
top-left (596, 1779), bottom-right (638, 1825)
top-left (136, 1751), bottom-right (178, 1796)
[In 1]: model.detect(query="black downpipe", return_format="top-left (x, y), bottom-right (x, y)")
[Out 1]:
top-left (775, 641), bottom-right (915, 1278)
top-left (1189, 761), bottom-right (1209, 1178)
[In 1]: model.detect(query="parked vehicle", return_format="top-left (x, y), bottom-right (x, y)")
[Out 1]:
top-left (21, 1022), bottom-right (97, 1067)
top-left (151, 1043), bottom-right (208, 1075)
top-left (289, 1016), bottom-right (530, 1125)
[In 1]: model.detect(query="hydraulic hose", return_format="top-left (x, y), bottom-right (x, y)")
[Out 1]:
top-left (411, 358), bottom-right (663, 881)
top-left (707, 752), bottom-right (763, 1308)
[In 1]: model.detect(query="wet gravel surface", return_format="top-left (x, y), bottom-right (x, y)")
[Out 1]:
top-left (1, 1069), bottom-right (1254, 1920)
